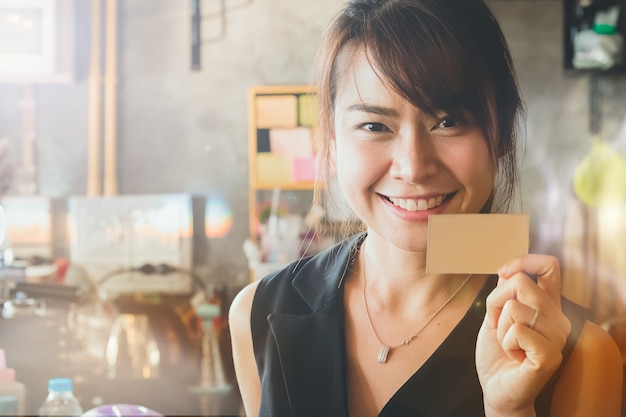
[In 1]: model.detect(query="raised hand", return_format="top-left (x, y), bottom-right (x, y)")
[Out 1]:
top-left (476, 255), bottom-right (572, 417)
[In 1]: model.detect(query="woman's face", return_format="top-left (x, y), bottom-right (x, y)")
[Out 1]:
top-left (333, 48), bottom-right (496, 252)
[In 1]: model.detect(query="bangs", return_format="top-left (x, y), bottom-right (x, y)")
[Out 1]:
top-left (366, 37), bottom-right (485, 117)
top-left (355, 1), bottom-right (493, 128)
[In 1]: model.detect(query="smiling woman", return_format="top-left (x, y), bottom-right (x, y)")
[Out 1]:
top-left (229, 1), bottom-right (623, 416)
top-left (332, 46), bottom-right (495, 252)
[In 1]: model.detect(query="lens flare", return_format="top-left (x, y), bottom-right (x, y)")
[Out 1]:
top-left (205, 197), bottom-right (233, 238)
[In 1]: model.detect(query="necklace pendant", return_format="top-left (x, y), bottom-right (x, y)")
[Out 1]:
top-left (377, 345), bottom-right (391, 363)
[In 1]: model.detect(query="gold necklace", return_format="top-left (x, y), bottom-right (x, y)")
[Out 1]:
top-left (360, 245), bottom-right (472, 364)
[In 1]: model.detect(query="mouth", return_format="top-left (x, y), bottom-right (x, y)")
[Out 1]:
top-left (383, 192), bottom-right (455, 212)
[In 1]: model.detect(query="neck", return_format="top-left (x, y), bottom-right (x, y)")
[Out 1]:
top-left (361, 234), bottom-right (458, 289)
top-left (359, 234), bottom-right (486, 315)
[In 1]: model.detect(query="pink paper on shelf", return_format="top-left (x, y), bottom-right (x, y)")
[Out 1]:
top-left (269, 127), bottom-right (313, 158)
top-left (292, 157), bottom-right (316, 181)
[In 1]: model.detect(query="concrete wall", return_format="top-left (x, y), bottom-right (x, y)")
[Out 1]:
top-left (490, 0), bottom-right (626, 256)
top-left (0, 0), bottom-right (625, 286)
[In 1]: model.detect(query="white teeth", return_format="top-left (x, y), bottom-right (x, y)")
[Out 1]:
top-left (388, 195), bottom-right (447, 212)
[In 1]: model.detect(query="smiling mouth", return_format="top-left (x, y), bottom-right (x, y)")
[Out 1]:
top-left (384, 193), bottom-right (454, 212)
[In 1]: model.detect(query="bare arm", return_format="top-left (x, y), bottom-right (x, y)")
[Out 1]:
top-left (549, 320), bottom-right (623, 417)
top-left (229, 281), bottom-right (262, 417)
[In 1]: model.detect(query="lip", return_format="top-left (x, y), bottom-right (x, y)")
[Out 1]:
top-left (378, 192), bottom-right (456, 222)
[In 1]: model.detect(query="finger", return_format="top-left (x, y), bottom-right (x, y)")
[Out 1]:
top-left (496, 299), bottom-right (541, 344)
top-left (500, 322), bottom-right (563, 376)
top-left (486, 273), bottom-right (542, 328)
top-left (498, 254), bottom-right (562, 304)
top-left (528, 306), bottom-right (540, 331)
top-left (495, 296), bottom-right (570, 351)
top-left (487, 274), bottom-right (565, 337)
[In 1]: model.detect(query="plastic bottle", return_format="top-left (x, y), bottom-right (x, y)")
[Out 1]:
top-left (0, 349), bottom-right (25, 416)
top-left (38, 378), bottom-right (83, 417)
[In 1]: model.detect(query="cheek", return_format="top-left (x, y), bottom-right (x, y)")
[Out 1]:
top-left (447, 141), bottom-right (495, 189)
top-left (333, 145), bottom-right (365, 219)
top-left (333, 140), bottom-right (376, 207)
top-left (334, 140), bottom-right (381, 183)
top-left (334, 137), bottom-right (358, 177)
top-left (466, 149), bottom-right (496, 192)
top-left (335, 145), bottom-right (357, 193)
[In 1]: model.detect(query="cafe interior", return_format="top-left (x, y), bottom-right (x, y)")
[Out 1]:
top-left (0, 0), bottom-right (626, 416)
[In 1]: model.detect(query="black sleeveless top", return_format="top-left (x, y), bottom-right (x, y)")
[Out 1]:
top-left (250, 234), bottom-right (590, 417)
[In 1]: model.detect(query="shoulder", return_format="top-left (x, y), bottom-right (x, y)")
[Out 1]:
top-left (228, 281), bottom-right (263, 416)
top-left (573, 320), bottom-right (622, 375)
top-left (228, 249), bottom-right (336, 328)
top-left (550, 320), bottom-right (623, 416)
top-left (229, 281), bottom-right (260, 332)
top-left (230, 233), bottom-right (364, 331)
top-left (254, 232), bottom-right (364, 304)
top-left (571, 320), bottom-right (622, 374)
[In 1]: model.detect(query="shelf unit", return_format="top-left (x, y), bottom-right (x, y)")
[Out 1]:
top-left (247, 85), bottom-right (318, 264)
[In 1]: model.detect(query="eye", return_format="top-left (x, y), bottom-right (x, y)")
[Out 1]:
top-left (433, 117), bottom-right (462, 130)
top-left (360, 122), bottom-right (390, 132)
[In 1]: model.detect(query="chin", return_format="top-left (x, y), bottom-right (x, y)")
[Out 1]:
top-left (368, 227), bottom-right (428, 254)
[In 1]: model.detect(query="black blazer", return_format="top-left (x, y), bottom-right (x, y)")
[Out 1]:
top-left (250, 233), bottom-right (590, 417)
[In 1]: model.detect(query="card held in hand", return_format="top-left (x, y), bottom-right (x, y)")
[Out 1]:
top-left (426, 214), bottom-right (529, 274)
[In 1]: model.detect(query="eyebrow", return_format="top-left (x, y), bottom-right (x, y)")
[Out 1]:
top-left (345, 103), bottom-right (400, 117)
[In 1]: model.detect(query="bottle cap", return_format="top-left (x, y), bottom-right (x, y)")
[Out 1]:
top-left (594, 23), bottom-right (617, 35)
top-left (0, 349), bottom-right (16, 382)
top-left (196, 304), bottom-right (220, 320)
top-left (48, 378), bottom-right (73, 392)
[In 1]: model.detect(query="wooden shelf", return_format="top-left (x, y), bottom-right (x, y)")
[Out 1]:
top-left (247, 85), bottom-right (319, 276)
top-left (252, 181), bottom-right (316, 191)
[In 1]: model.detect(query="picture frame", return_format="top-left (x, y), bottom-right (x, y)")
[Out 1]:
top-left (0, 0), bottom-right (75, 84)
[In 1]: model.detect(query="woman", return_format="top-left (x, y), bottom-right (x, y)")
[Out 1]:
top-left (230, 0), bottom-right (623, 416)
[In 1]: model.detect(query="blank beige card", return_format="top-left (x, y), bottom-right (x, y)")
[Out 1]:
top-left (426, 214), bottom-right (529, 274)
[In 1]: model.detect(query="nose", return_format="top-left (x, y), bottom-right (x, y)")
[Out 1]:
top-left (389, 133), bottom-right (438, 183)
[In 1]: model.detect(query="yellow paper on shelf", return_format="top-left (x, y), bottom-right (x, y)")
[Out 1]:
top-left (256, 153), bottom-right (293, 184)
top-left (298, 94), bottom-right (318, 127)
top-left (256, 95), bottom-right (298, 128)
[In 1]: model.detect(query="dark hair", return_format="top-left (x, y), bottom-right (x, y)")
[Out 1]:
top-left (313, 0), bottom-right (524, 230)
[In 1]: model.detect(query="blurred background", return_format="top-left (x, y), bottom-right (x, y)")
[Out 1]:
top-left (0, 0), bottom-right (625, 415)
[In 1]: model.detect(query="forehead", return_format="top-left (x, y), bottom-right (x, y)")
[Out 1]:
top-left (334, 46), bottom-right (404, 109)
